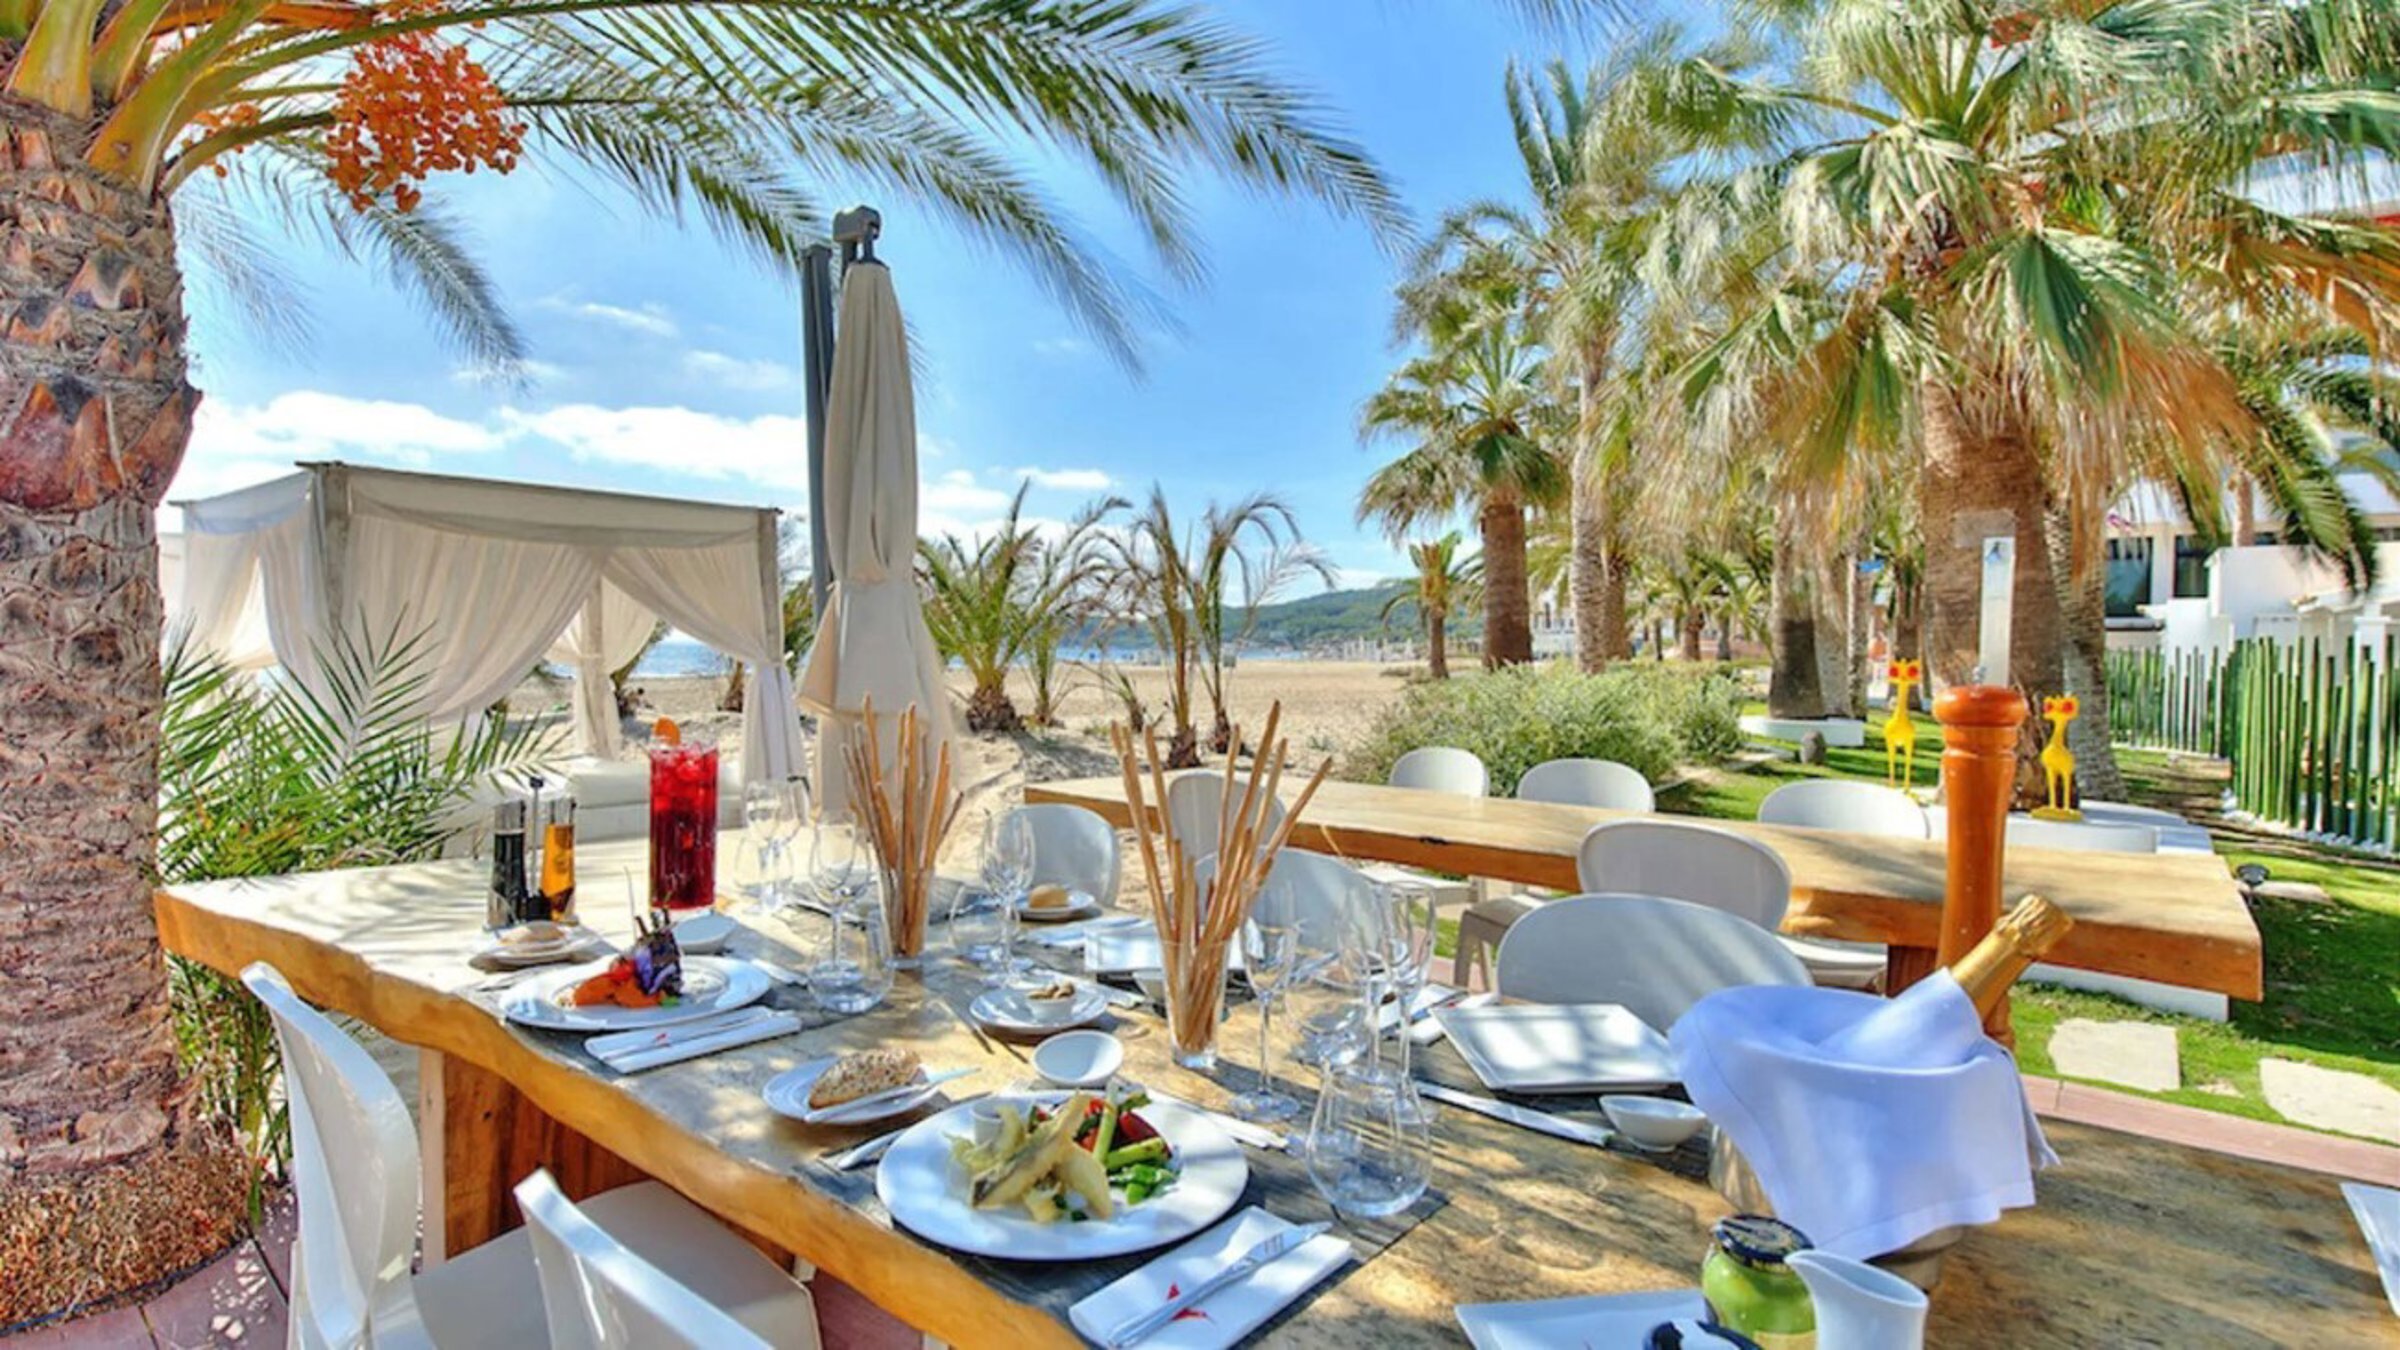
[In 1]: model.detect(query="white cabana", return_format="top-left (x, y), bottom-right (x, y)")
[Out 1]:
top-left (170, 462), bottom-right (806, 783)
top-left (796, 258), bottom-right (955, 818)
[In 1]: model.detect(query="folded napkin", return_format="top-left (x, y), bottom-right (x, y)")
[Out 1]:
top-left (1670, 972), bottom-right (2055, 1260)
top-left (591, 1009), bottom-right (803, 1074)
top-left (1068, 1207), bottom-right (1352, 1350)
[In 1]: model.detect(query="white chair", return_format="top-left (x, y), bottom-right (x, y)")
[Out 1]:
top-left (1756, 780), bottom-right (1930, 838)
top-left (2005, 815), bottom-right (2160, 853)
top-left (1494, 894), bottom-right (1811, 1031)
top-left (1453, 757), bottom-right (1656, 989)
top-left (1575, 818), bottom-right (1787, 928)
top-left (1008, 802), bottom-right (1123, 907)
top-left (1387, 746), bottom-right (1489, 796)
top-left (1516, 757), bottom-right (1655, 812)
top-left (1755, 782), bottom-right (1926, 990)
top-left (242, 963), bottom-right (819, 1350)
top-left (1166, 771), bottom-right (1287, 871)
top-left (516, 1170), bottom-right (821, 1350)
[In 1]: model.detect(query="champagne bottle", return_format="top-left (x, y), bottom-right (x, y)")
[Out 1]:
top-left (1949, 894), bottom-right (2073, 1021)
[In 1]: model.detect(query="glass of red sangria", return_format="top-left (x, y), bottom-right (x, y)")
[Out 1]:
top-left (646, 720), bottom-right (719, 913)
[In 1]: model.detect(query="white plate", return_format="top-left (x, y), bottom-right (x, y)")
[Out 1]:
top-left (500, 955), bottom-right (772, 1033)
top-left (476, 929), bottom-right (609, 968)
top-left (2343, 1182), bottom-right (2400, 1317)
top-left (1456, 1289), bottom-right (1705, 1349)
top-left (1016, 889), bottom-right (1102, 923)
top-left (969, 984), bottom-right (1109, 1033)
top-left (1434, 1002), bottom-right (1678, 1094)
top-left (876, 1094), bottom-right (1249, 1261)
top-left (1085, 922), bottom-right (1246, 975)
top-left (764, 1057), bottom-right (946, 1125)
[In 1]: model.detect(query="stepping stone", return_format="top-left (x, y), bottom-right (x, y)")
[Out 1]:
top-left (142, 1237), bottom-right (285, 1348)
top-left (2048, 1019), bottom-right (2180, 1094)
top-left (2260, 1059), bottom-right (2400, 1144)
top-left (2248, 880), bottom-right (2332, 906)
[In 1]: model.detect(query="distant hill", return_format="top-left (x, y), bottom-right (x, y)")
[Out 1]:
top-left (1230, 582), bottom-right (1482, 652)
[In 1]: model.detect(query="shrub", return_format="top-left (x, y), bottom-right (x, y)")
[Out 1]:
top-left (1347, 664), bottom-right (1743, 795)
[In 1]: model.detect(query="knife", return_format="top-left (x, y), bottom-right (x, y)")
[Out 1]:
top-left (1414, 1080), bottom-right (1614, 1149)
top-left (828, 1092), bottom-right (989, 1170)
top-left (1103, 1221), bottom-right (1332, 1349)
top-left (587, 1006), bottom-right (777, 1058)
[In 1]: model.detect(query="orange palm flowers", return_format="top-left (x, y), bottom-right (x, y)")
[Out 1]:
top-left (324, 0), bottom-right (525, 211)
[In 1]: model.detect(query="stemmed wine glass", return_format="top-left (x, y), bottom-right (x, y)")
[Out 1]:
top-left (1364, 880), bottom-right (1438, 1076)
top-left (807, 812), bottom-right (889, 1012)
top-left (980, 811), bottom-right (1035, 973)
top-left (1233, 904), bottom-right (1301, 1123)
top-left (771, 775), bottom-right (810, 907)
top-left (741, 780), bottom-right (786, 913)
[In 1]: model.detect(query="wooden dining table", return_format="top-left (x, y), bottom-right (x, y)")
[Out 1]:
top-left (1025, 776), bottom-right (2266, 1002)
top-left (152, 829), bottom-right (2389, 1348)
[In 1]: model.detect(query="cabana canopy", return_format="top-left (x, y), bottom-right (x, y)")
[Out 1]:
top-left (170, 462), bottom-right (805, 782)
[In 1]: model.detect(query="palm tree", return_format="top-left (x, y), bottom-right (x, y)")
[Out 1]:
top-left (1383, 531), bottom-right (1481, 678)
top-left (0, 0), bottom-right (1416, 1313)
top-left (919, 484), bottom-right (1043, 733)
top-left (1653, 0), bottom-right (2400, 718)
top-left (1360, 294), bottom-right (1568, 666)
top-left (1191, 496), bottom-right (1334, 753)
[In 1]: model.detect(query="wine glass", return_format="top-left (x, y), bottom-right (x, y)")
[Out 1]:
top-left (741, 780), bottom-right (784, 912)
top-left (808, 812), bottom-right (871, 945)
top-left (946, 885), bottom-right (1011, 981)
top-left (770, 775), bottom-right (810, 907)
top-left (1233, 911), bottom-right (1301, 1123)
top-left (980, 812), bottom-right (1035, 970)
top-left (1304, 1061), bottom-right (1431, 1223)
top-left (1365, 880), bottom-right (1438, 1075)
top-left (811, 884), bottom-right (894, 1015)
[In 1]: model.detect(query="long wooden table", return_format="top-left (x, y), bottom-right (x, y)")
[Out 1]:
top-left (153, 831), bottom-right (2390, 1347)
top-left (1026, 776), bottom-right (2265, 1001)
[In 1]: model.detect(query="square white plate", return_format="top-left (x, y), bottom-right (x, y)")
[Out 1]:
top-left (1432, 1002), bottom-right (1678, 1094)
top-left (1456, 1289), bottom-right (1705, 1349)
top-left (2343, 1182), bottom-right (2400, 1318)
top-left (1086, 922), bottom-right (1246, 976)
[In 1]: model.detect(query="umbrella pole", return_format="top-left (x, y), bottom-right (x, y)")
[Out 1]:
top-left (801, 242), bottom-right (835, 618)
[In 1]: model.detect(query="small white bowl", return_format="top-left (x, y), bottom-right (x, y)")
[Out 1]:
top-left (1600, 1095), bottom-right (1707, 1151)
top-left (1031, 1030), bottom-right (1124, 1089)
top-left (671, 911), bottom-right (737, 954)
top-left (1014, 979), bottom-right (1088, 1026)
top-left (968, 1100), bottom-right (1006, 1149)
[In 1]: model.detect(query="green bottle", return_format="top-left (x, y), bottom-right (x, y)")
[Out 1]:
top-left (1700, 1215), bottom-right (1816, 1350)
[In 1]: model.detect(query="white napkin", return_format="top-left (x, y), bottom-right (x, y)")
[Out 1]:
top-left (2342, 1182), bottom-right (2400, 1318)
top-left (1085, 921), bottom-right (1246, 975)
top-left (1068, 1207), bottom-right (1353, 1350)
top-left (1377, 983), bottom-right (1458, 1035)
top-left (1670, 972), bottom-right (2056, 1259)
top-left (591, 1009), bottom-right (803, 1073)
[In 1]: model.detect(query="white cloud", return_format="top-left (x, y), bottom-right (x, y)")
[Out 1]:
top-left (1033, 337), bottom-right (1093, 360)
top-left (452, 358), bottom-right (568, 386)
top-left (168, 390), bottom-right (507, 512)
top-left (682, 350), bottom-right (798, 391)
top-left (501, 403), bottom-right (810, 490)
top-left (1011, 466), bottom-right (1114, 492)
top-left (560, 300), bottom-right (678, 339)
top-left (921, 468), bottom-right (1012, 516)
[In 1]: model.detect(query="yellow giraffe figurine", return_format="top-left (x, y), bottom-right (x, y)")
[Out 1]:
top-left (1883, 659), bottom-right (1922, 787)
top-left (2034, 694), bottom-right (2083, 821)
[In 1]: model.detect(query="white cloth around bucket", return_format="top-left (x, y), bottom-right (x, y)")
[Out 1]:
top-left (796, 260), bottom-right (955, 819)
top-left (1670, 973), bottom-right (2055, 1260)
top-left (169, 463), bottom-right (806, 783)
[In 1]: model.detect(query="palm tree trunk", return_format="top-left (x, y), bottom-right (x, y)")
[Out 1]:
top-left (1918, 383), bottom-right (2066, 698)
top-left (0, 109), bottom-right (248, 1321)
top-left (1426, 610), bottom-right (1449, 679)
top-left (1715, 609), bottom-right (1734, 661)
top-left (1680, 608), bottom-right (1704, 662)
top-left (1768, 504), bottom-right (1827, 717)
top-left (1847, 549), bottom-right (1872, 713)
top-left (1571, 345), bottom-right (1630, 670)
top-left (1815, 551), bottom-right (1853, 717)
top-left (2234, 477), bottom-right (2258, 547)
top-left (1480, 496), bottom-right (1533, 667)
top-left (2049, 499), bottom-right (2128, 802)
top-left (719, 660), bottom-right (747, 712)
top-left (965, 676), bottom-right (1022, 734)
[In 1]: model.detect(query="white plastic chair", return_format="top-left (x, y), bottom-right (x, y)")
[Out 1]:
top-left (1516, 758), bottom-right (1655, 812)
top-left (1008, 802), bottom-right (1123, 907)
top-left (242, 963), bottom-right (819, 1350)
top-left (1388, 746), bottom-right (1489, 797)
top-left (1494, 894), bottom-right (1811, 1031)
top-left (1756, 780), bottom-right (1930, 839)
top-left (1576, 818), bottom-right (1789, 929)
top-left (1166, 771), bottom-right (1288, 872)
top-left (516, 1170), bottom-right (820, 1350)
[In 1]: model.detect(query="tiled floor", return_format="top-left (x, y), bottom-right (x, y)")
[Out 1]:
top-left (25, 1079), bottom-right (2399, 1346)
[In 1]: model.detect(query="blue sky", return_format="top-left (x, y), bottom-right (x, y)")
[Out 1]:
top-left (166, 2), bottom-right (1600, 592)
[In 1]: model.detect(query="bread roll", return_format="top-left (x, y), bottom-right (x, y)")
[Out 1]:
top-left (1027, 884), bottom-right (1071, 911)
top-left (808, 1048), bottom-right (922, 1108)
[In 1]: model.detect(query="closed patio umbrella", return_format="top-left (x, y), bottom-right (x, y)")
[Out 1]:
top-left (797, 258), bottom-right (956, 819)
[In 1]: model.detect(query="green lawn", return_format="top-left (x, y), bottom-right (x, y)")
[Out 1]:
top-left (1663, 714), bottom-right (2400, 1142)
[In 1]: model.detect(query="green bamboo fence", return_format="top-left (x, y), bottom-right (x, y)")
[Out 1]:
top-left (2105, 637), bottom-right (2397, 847)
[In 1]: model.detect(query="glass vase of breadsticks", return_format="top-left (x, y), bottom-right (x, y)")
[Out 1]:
top-left (842, 699), bottom-right (961, 970)
top-left (1111, 703), bottom-right (1331, 1072)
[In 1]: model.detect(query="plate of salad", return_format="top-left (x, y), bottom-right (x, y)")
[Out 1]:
top-left (874, 1085), bottom-right (1249, 1260)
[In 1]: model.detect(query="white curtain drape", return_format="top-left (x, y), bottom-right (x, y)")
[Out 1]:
top-left (606, 525), bottom-right (805, 782)
top-left (169, 464), bottom-right (802, 779)
top-left (796, 260), bottom-right (956, 819)
top-left (547, 582), bottom-right (655, 759)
